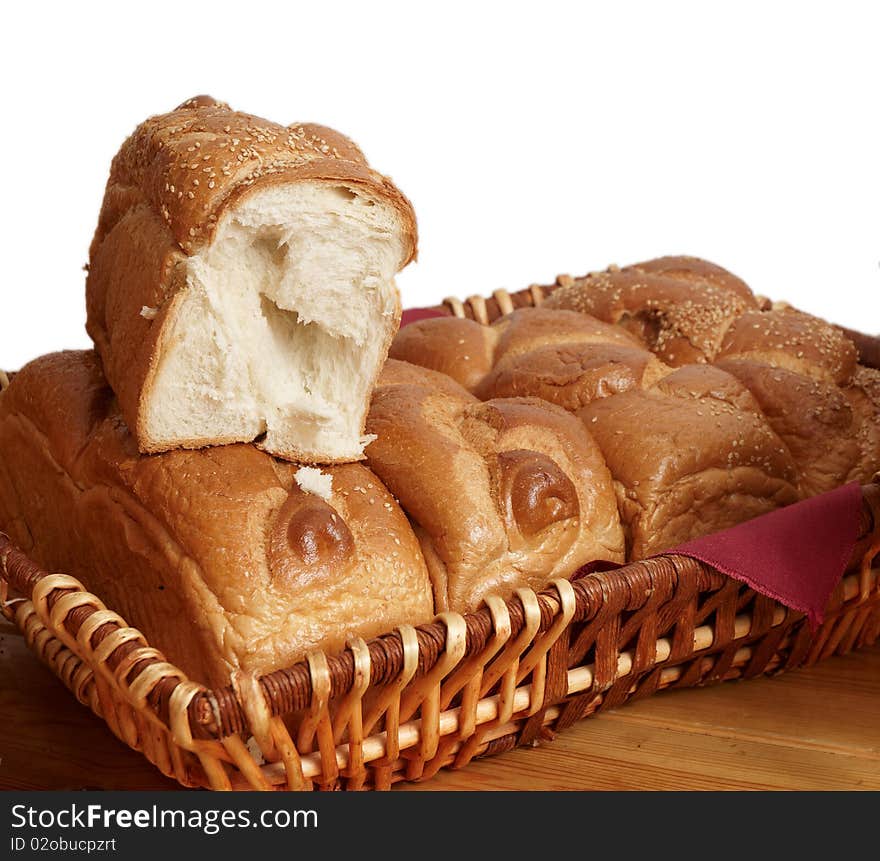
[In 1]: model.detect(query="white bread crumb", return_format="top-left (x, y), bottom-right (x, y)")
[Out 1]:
top-left (140, 305), bottom-right (159, 320)
top-left (295, 466), bottom-right (333, 501)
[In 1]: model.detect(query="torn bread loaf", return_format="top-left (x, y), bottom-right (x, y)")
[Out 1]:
top-left (366, 361), bottom-right (625, 612)
top-left (0, 351), bottom-right (434, 687)
top-left (87, 95), bottom-right (417, 463)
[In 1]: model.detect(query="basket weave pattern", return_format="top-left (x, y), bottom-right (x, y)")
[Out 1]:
top-left (1, 285), bottom-right (879, 791)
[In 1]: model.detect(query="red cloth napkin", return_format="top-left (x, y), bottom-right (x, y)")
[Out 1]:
top-left (576, 482), bottom-right (864, 628)
top-left (398, 304), bottom-right (866, 625)
top-left (668, 482), bottom-right (864, 627)
top-left (400, 306), bottom-right (448, 328)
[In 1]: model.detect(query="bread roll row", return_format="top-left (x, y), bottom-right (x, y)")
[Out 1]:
top-left (390, 257), bottom-right (880, 559)
top-left (4, 94), bottom-right (876, 691)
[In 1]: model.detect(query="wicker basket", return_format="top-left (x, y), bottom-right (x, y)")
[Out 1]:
top-left (1, 284), bottom-right (879, 791)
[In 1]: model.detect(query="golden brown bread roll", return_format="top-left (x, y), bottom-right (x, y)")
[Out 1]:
top-left (378, 357), bottom-right (478, 399)
top-left (716, 308), bottom-right (858, 386)
top-left (478, 308), bottom-right (669, 407)
top-left (490, 307), bottom-right (642, 359)
top-left (845, 366), bottom-right (880, 483)
top-left (577, 365), bottom-right (801, 558)
top-left (542, 258), bottom-right (760, 365)
top-left (365, 362), bottom-right (625, 612)
top-left (87, 96), bottom-right (417, 464)
top-left (624, 255), bottom-right (755, 303)
top-left (715, 358), bottom-right (862, 497)
top-left (0, 352), bottom-right (434, 687)
top-left (388, 316), bottom-right (495, 392)
top-left (478, 343), bottom-right (667, 411)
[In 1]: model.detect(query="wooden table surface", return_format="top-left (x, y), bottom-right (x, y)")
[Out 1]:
top-left (2, 615), bottom-right (878, 791)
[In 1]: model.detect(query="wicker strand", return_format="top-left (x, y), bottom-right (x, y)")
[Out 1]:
top-left (442, 295), bottom-right (466, 319)
top-left (419, 595), bottom-right (512, 780)
top-left (231, 671), bottom-right (278, 762)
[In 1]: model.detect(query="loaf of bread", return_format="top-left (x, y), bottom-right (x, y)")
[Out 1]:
top-left (578, 365), bottom-right (801, 557)
top-left (542, 257), bottom-right (760, 365)
top-left (0, 352), bottom-right (434, 687)
top-left (87, 96), bottom-right (417, 463)
top-left (366, 360), bottom-right (625, 611)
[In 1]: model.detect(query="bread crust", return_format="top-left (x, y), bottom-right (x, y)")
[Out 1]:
top-left (543, 266), bottom-right (757, 365)
top-left (477, 343), bottom-right (667, 409)
top-left (624, 255), bottom-right (754, 303)
top-left (391, 306), bottom-right (667, 409)
top-left (716, 308), bottom-right (858, 386)
top-left (845, 365), bottom-right (880, 483)
top-left (87, 96), bottom-right (417, 460)
top-left (577, 365), bottom-right (801, 558)
top-left (716, 357), bottom-right (862, 497)
top-left (0, 351), bottom-right (434, 687)
top-left (389, 317), bottom-right (496, 393)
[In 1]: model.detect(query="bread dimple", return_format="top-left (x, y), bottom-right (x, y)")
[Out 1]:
top-left (462, 397), bottom-right (623, 550)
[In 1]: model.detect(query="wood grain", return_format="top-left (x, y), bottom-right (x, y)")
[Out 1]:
top-left (1, 617), bottom-right (878, 791)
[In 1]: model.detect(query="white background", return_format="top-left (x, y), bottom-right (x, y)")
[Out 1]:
top-left (2, 2), bottom-right (878, 369)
